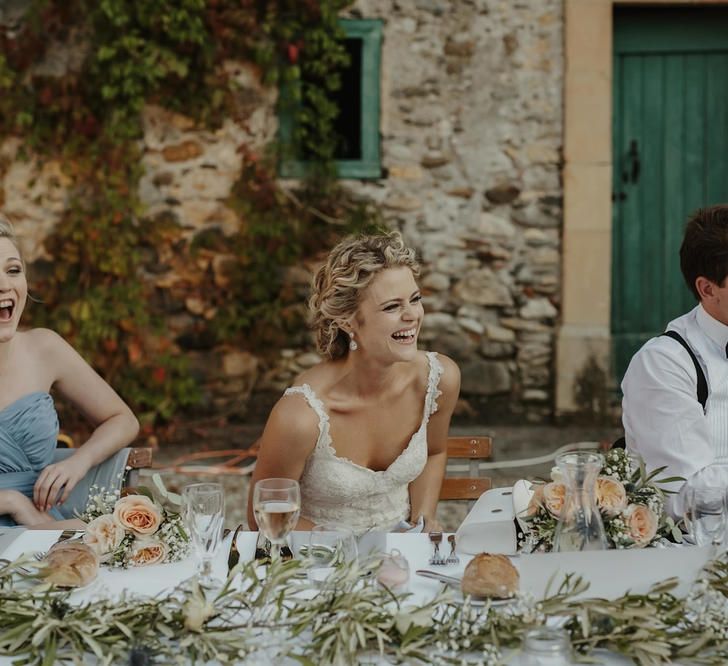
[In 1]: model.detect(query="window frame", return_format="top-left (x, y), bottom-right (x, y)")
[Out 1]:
top-left (278, 18), bottom-right (383, 180)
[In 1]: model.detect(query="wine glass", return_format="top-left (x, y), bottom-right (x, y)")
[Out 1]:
top-left (253, 478), bottom-right (301, 561)
top-left (306, 523), bottom-right (358, 587)
top-left (685, 486), bottom-right (727, 547)
top-left (182, 483), bottom-right (225, 587)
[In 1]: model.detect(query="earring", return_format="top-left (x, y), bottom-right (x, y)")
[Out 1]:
top-left (349, 332), bottom-right (358, 352)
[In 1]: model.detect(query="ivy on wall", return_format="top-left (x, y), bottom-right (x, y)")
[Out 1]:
top-left (0, 0), bottom-right (379, 431)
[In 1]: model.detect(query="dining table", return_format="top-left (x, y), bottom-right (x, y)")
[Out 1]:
top-left (0, 521), bottom-right (717, 665)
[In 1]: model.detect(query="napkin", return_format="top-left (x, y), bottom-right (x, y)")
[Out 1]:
top-left (455, 488), bottom-right (517, 555)
top-left (393, 516), bottom-right (425, 533)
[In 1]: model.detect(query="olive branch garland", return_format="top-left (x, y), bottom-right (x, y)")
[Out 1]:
top-left (2, 552), bottom-right (728, 665)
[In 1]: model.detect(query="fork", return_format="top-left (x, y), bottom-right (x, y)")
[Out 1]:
top-left (446, 534), bottom-right (460, 564)
top-left (428, 532), bottom-right (445, 565)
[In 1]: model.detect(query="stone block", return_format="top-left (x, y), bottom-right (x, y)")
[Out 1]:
top-left (460, 359), bottom-right (512, 396)
top-left (429, 330), bottom-right (476, 360)
top-left (485, 182), bottom-right (520, 204)
top-left (485, 324), bottom-right (516, 343)
top-left (480, 341), bottom-right (515, 359)
top-left (422, 272), bottom-right (451, 291)
top-left (520, 297), bottom-right (558, 320)
top-left (453, 268), bottom-right (513, 307)
top-left (162, 140), bottom-right (204, 163)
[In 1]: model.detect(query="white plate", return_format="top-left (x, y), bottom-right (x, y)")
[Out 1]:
top-left (444, 585), bottom-right (515, 608)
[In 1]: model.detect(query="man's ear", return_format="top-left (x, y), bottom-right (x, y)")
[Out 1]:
top-left (695, 276), bottom-right (717, 301)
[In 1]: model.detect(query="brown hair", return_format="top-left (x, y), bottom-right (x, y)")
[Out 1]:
top-left (309, 232), bottom-right (420, 359)
top-left (680, 205), bottom-right (728, 299)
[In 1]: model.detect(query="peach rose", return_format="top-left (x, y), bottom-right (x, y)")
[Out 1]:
top-left (128, 537), bottom-right (168, 566)
top-left (595, 476), bottom-right (628, 516)
top-left (113, 495), bottom-right (162, 536)
top-left (542, 482), bottom-right (566, 518)
top-left (624, 504), bottom-right (658, 546)
top-left (524, 484), bottom-right (545, 518)
top-left (83, 514), bottom-right (125, 561)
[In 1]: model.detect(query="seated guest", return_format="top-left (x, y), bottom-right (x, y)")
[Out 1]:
top-left (247, 232), bottom-right (460, 534)
top-left (622, 205), bottom-right (728, 517)
top-left (0, 216), bottom-right (139, 526)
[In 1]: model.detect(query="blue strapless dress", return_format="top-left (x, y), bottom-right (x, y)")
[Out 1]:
top-left (0, 392), bottom-right (63, 526)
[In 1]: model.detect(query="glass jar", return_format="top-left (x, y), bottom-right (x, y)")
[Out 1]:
top-left (553, 451), bottom-right (608, 552)
top-left (521, 627), bottom-right (573, 665)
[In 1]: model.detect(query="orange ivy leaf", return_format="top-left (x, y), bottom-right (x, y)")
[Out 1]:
top-left (128, 339), bottom-right (143, 364)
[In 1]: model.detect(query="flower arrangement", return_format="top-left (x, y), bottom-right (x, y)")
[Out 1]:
top-left (519, 448), bottom-right (683, 552)
top-left (80, 474), bottom-right (190, 567)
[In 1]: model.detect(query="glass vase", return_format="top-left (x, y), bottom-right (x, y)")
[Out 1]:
top-left (553, 451), bottom-right (608, 552)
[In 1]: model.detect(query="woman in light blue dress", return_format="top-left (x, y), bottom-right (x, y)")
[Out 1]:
top-left (0, 215), bottom-right (139, 526)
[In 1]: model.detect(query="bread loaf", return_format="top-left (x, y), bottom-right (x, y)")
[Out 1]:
top-left (43, 541), bottom-right (99, 588)
top-left (461, 552), bottom-right (519, 598)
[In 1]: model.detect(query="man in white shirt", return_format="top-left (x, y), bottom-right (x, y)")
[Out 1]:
top-left (622, 205), bottom-right (728, 518)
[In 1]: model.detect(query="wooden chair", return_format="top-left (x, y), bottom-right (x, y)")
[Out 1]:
top-left (439, 436), bottom-right (493, 500)
top-left (124, 447), bottom-right (154, 488)
top-left (56, 433), bottom-right (152, 487)
top-left (164, 448), bottom-right (258, 476)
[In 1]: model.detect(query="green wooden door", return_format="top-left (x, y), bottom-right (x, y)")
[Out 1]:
top-left (612, 7), bottom-right (728, 379)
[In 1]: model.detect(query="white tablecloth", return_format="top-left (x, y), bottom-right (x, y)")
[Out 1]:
top-left (0, 527), bottom-right (714, 665)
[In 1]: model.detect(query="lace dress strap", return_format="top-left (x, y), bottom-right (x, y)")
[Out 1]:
top-left (283, 384), bottom-right (330, 450)
top-left (424, 351), bottom-right (444, 419)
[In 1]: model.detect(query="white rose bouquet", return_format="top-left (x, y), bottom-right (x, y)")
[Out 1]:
top-left (519, 448), bottom-right (682, 552)
top-left (81, 474), bottom-right (189, 567)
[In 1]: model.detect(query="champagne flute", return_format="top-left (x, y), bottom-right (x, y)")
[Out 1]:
top-left (253, 478), bottom-right (301, 561)
top-left (183, 483), bottom-right (225, 587)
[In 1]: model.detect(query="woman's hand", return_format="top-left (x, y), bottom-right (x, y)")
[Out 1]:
top-left (33, 454), bottom-right (91, 511)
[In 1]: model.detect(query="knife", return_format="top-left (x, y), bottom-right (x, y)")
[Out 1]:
top-left (415, 569), bottom-right (461, 587)
top-left (226, 523), bottom-right (244, 572)
top-left (254, 531), bottom-right (272, 564)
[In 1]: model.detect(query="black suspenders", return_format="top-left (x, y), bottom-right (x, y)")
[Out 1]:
top-left (660, 330), bottom-right (708, 412)
top-left (613, 329), bottom-right (708, 450)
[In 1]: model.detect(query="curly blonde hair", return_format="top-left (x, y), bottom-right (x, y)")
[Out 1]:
top-left (0, 213), bottom-right (21, 255)
top-left (309, 231), bottom-right (420, 359)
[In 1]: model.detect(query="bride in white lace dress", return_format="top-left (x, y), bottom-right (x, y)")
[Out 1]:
top-left (247, 232), bottom-right (460, 534)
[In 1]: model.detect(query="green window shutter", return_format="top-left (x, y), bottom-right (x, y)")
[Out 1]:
top-left (279, 18), bottom-right (382, 179)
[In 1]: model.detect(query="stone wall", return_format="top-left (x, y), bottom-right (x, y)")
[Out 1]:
top-left (345, 0), bottom-right (564, 421)
top-left (0, 0), bottom-right (564, 424)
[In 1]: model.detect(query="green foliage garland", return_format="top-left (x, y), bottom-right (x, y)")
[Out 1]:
top-left (0, 0), bottom-right (376, 430)
top-left (3, 552), bottom-right (728, 665)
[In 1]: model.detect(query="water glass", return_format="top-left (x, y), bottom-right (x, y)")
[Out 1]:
top-left (182, 483), bottom-right (225, 587)
top-left (253, 478), bottom-right (301, 560)
top-left (685, 486), bottom-right (727, 547)
top-left (521, 627), bottom-right (572, 665)
top-left (306, 523), bottom-right (358, 586)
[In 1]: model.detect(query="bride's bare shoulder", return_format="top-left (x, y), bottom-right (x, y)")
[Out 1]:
top-left (291, 358), bottom-right (340, 392)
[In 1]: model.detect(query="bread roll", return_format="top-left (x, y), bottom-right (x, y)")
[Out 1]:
top-left (461, 553), bottom-right (519, 598)
top-left (43, 541), bottom-right (99, 588)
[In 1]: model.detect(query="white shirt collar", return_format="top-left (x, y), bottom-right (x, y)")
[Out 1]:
top-left (696, 304), bottom-right (728, 357)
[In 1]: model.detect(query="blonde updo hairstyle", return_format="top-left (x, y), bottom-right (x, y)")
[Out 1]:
top-left (310, 231), bottom-right (420, 359)
top-left (0, 214), bottom-right (22, 260)
top-left (0, 214), bottom-right (18, 244)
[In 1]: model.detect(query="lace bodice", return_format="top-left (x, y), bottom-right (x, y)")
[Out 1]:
top-left (284, 351), bottom-right (443, 535)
